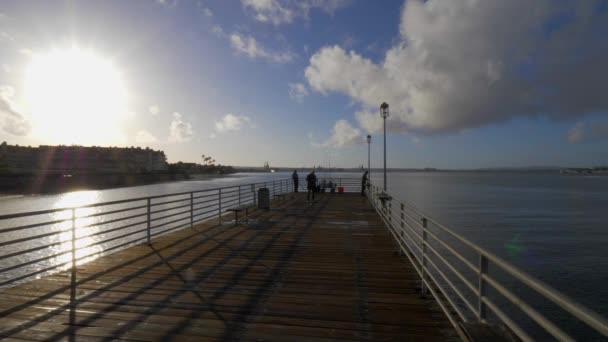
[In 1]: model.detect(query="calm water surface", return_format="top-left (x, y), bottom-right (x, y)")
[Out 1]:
top-left (1, 170), bottom-right (606, 332)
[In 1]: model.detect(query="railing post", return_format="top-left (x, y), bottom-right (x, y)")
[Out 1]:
top-left (399, 203), bottom-right (405, 256)
top-left (146, 198), bottom-right (151, 244)
top-left (190, 192), bottom-right (194, 228)
top-left (388, 201), bottom-right (392, 224)
top-left (238, 185), bottom-right (242, 206)
top-left (71, 208), bottom-right (77, 278)
top-left (421, 217), bottom-right (428, 295)
top-left (252, 184), bottom-right (257, 206)
top-left (273, 180), bottom-right (276, 196)
top-left (218, 188), bottom-right (222, 224)
top-left (478, 254), bottom-right (488, 322)
top-left (70, 208), bottom-right (77, 311)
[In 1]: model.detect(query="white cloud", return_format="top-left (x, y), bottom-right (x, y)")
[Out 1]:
top-left (211, 25), bottom-right (225, 38)
top-left (156, 0), bottom-right (178, 7)
top-left (0, 85), bottom-right (30, 136)
top-left (203, 7), bottom-right (213, 17)
top-left (169, 112), bottom-right (193, 142)
top-left (241, 0), bottom-right (351, 25)
top-left (215, 113), bottom-right (252, 133)
top-left (305, 1), bottom-right (608, 135)
top-left (230, 33), bottom-right (294, 63)
top-left (149, 105), bottom-right (160, 116)
top-left (567, 121), bottom-right (608, 144)
top-left (135, 130), bottom-right (159, 144)
top-left (288, 83), bottom-right (309, 103)
top-left (314, 120), bottom-right (362, 148)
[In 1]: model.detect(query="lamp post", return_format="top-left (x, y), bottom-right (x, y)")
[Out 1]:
top-left (380, 102), bottom-right (389, 191)
top-left (366, 134), bottom-right (371, 178)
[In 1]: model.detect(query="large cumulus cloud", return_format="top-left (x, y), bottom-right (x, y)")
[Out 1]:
top-left (305, 0), bottom-right (608, 135)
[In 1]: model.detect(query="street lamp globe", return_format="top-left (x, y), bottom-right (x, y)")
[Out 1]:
top-left (380, 102), bottom-right (389, 119)
top-left (366, 134), bottom-right (371, 144)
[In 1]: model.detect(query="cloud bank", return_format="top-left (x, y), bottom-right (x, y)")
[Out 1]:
top-left (567, 121), bottom-right (608, 144)
top-left (169, 112), bottom-right (193, 142)
top-left (0, 85), bottom-right (30, 136)
top-left (288, 83), bottom-right (309, 103)
top-left (313, 119), bottom-right (362, 148)
top-left (215, 113), bottom-right (253, 133)
top-left (230, 33), bottom-right (294, 63)
top-left (305, 0), bottom-right (608, 135)
top-left (242, 0), bottom-right (351, 25)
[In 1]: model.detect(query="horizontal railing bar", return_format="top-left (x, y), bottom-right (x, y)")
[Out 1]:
top-left (192, 199), bottom-right (216, 207)
top-left (424, 250), bottom-right (475, 320)
top-left (0, 249), bottom-right (71, 274)
top-left (483, 274), bottom-right (574, 341)
top-left (90, 234), bottom-right (148, 255)
top-left (0, 178), bottom-right (290, 218)
top-left (0, 217), bottom-right (71, 234)
top-left (0, 260), bottom-right (71, 288)
top-left (150, 208), bottom-right (191, 223)
top-left (78, 204), bottom-right (148, 219)
top-left (0, 208), bottom-right (72, 220)
top-left (424, 228), bottom-right (479, 275)
top-left (483, 297), bottom-right (534, 342)
top-left (82, 219), bottom-right (148, 239)
top-left (381, 187), bottom-right (608, 337)
top-left (424, 241), bottom-right (479, 301)
top-left (81, 226), bottom-right (148, 250)
top-left (193, 208), bottom-right (219, 219)
top-left (150, 222), bottom-right (190, 238)
top-left (220, 197), bottom-right (240, 206)
top-left (192, 192), bottom-right (218, 200)
top-left (149, 215), bottom-right (189, 231)
top-left (0, 229), bottom-right (70, 248)
top-left (193, 203), bottom-right (218, 212)
top-left (73, 237), bottom-right (146, 265)
top-left (193, 212), bottom-right (216, 224)
top-left (398, 216), bottom-right (424, 244)
top-left (151, 197), bottom-right (190, 208)
top-left (422, 268), bottom-right (470, 341)
top-left (220, 188), bottom-right (239, 195)
top-left (78, 212), bottom-right (148, 230)
top-left (150, 203), bottom-right (191, 216)
top-left (374, 201), bottom-right (424, 266)
top-left (0, 240), bottom-right (65, 261)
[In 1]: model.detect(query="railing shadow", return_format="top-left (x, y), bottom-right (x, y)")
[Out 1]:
top-left (0, 194), bottom-right (325, 341)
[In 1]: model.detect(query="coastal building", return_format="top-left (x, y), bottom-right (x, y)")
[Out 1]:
top-left (0, 142), bottom-right (167, 174)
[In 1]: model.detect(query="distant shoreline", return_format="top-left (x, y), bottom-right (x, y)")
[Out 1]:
top-left (0, 172), bottom-right (237, 195)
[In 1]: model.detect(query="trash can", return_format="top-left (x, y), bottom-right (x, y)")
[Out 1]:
top-left (257, 188), bottom-right (270, 209)
top-left (337, 186), bottom-right (344, 193)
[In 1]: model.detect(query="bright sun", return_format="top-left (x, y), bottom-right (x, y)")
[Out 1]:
top-left (24, 47), bottom-right (128, 145)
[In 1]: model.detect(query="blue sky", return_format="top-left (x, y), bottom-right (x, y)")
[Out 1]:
top-left (1, 0), bottom-right (608, 168)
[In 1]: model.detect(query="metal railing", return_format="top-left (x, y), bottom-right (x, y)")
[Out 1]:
top-left (295, 177), bottom-right (363, 193)
top-left (367, 184), bottom-right (608, 341)
top-left (0, 178), bottom-right (294, 288)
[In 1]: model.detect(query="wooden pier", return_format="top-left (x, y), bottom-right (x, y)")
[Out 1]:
top-left (0, 193), bottom-right (456, 341)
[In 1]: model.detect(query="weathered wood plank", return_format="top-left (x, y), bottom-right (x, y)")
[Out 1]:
top-left (0, 193), bottom-right (457, 341)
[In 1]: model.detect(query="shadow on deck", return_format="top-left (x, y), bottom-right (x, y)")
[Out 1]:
top-left (0, 193), bottom-right (456, 341)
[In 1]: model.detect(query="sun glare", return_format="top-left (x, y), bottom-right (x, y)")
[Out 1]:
top-left (24, 47), bottom-right (128, 145)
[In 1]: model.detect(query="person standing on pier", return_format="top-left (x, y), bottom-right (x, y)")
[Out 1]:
top-left (306, 170), bottom-right (317, 203)
top-left (361, 171), bottom-right (369, 196)
top-left (292, 170), bottom-right (299, 192)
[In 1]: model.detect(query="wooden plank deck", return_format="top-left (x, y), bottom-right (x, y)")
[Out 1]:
top-left (0, 193), bottom-right (457, 341)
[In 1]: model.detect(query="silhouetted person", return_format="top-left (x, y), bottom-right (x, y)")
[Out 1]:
top-left (306, 170), bottom-right (317, 203)
top-left (361, 171), bottom-right (369, 196)
top-left (292, 170), bottom-right (299, 192)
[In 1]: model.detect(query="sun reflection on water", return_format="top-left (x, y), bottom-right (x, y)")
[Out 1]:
top-left (51, 190), bottom-right (104, 269)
